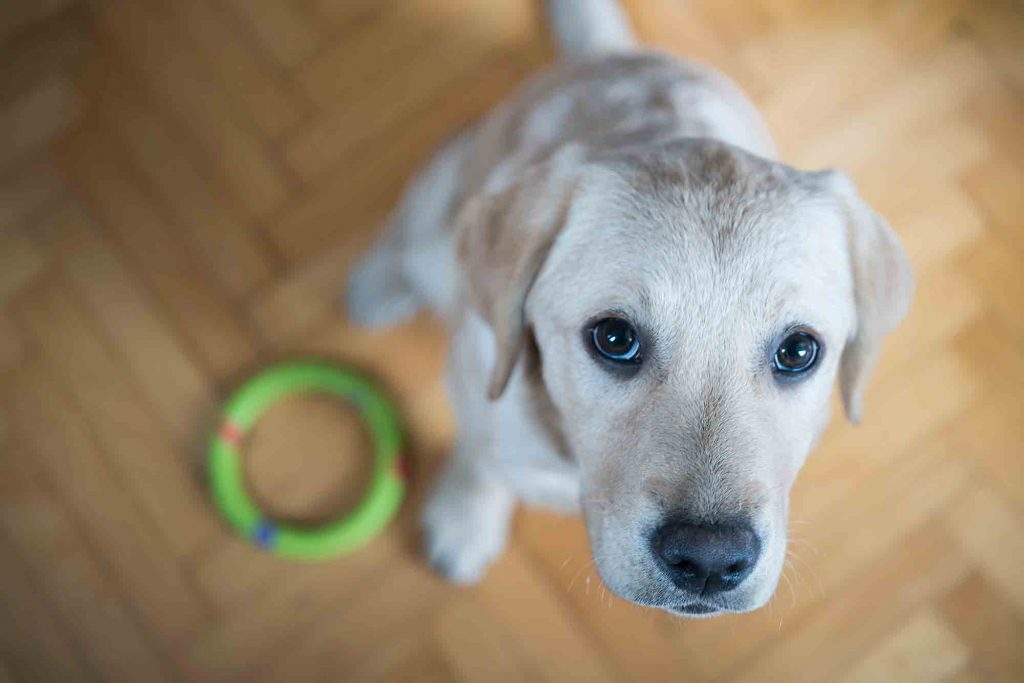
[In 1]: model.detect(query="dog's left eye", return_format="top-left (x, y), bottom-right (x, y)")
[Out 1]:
top-left (592, 317), bottom-right (642, 363)
top-left (773, 331), bottom-right (819, 374)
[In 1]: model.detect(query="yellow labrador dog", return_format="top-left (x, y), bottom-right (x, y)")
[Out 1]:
top-left (348, 0), bottom-right (912, 617)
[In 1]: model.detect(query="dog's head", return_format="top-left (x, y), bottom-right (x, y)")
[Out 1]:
top-left (457, 139), bottom-right (912, 616)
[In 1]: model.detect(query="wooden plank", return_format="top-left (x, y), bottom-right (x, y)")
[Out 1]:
top-left (0, 230), bottom-right (46, 306)
top-left (960, 0), bottom-right (1024, 92)
top-left (303, 0), bottom-right (393, 29)
top-left (270, 55), bottom-right (536, 260)
top-left (81, 53), bottom-right (278, 299)
top-left (1, 359), bottom-right (208, 647)
top-left (944, 661), bottom-right (999, 683)
top-left (0, 158), bottom-right (64, 236)
top-left (247, 237), bottom-right (357, 345)
top-left (748, 28), bottom-right (900, 153)
top-left (0, 4), bottom-right (92, 107)
top-left (957, 237), bottom-right (1024, 341)
top-left (251, 560), bottom-right (448, 683)
top-left (627, 0), bottom-right (764, 97)
top-left (839, 608), bottom-right (969, 683)
top-left (0, 547), bottom-right (90, 683)
top-left (152, 0), bottom-right (309, 139)
top-left (432, 597), bottom-right (539, 682)
top-left (0, 0), bottom-right (73, 43)
top-left (0, 75), bottom-right (78, 172)
top-left (372, 634), bottom-right (456, 683)
top-left (962, 153), bottom-right (1024, 256)
top-left (790, 41), bottom-right (989, 170)
top-left (852, 119), bottom-right (990, 220)
top-left (942, 484), bottom-right (1024, 614)
top-left (943, 391), bottom-right (1024, 509)
top-left (892, 188), bottom-right (985, 275)
top-left (39, 200), bottom-right (218, 450)
top-left (938, 572), bottom-right (1024, 683)
top-left (0, 311), bottom-right (28, 375)
top-left (473, 546), bottom-right (622, 682)
top-left (54, 124), bottom-right (259, 382)
top-left (218, 0), bottom-right (326, 71)
top-left (10, 277), bottom-right (220, 559)
top-left (95, 1), bottom-right (290, 217)
top-left (728, 523), bottom-right (971, 683)
top-left (182, 530), bottom-right (420, 681)
top-left (296, 0), bottom-right (535, 108)
top-left (286, 0), bottom-right (538, 181)
top-left (867, 265), bottom-right (984, 385)
top-left (0, 445), bottom-right (174, 682)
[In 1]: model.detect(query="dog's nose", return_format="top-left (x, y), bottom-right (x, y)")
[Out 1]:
top-left (652, 521), bottom-right (760, 595)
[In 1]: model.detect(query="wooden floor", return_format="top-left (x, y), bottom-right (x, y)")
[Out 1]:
top-left (1, 0), bottom-right (1022, 681)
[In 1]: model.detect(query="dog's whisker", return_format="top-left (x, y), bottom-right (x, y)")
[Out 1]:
top-left (785, 549), bottom-right (824, 599)
top-left (780, 561), bottom-right (799, 612)
top-left (786, 537), bottom-right (821, 555)
top-left (567, 557), bottom-right (597, 594)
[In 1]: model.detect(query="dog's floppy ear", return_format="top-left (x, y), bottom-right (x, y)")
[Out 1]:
top-left (456, 146), bottom-right (585, 400)
top-left (825, 171), bottom-right (914, 423)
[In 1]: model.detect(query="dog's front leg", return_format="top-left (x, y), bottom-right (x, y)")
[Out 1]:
top-left (422, 447), bottom-right (516, 584)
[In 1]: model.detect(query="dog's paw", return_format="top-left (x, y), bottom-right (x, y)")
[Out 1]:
top-left (345, 247), bottom-right (419, 327)
top-left (422, 478), bottom-right (514, 584)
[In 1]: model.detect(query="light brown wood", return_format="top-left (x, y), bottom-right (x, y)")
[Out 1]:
top-left (1, 1), bottom-right (1021, 681)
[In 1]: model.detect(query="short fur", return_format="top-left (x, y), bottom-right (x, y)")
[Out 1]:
top-left (347, 0), bottom-right (912, 616)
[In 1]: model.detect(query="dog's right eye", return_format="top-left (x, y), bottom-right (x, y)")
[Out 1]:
top-left (773, 330), bottom-right (820, 375)
top-left (591, 317), bottom-right (642, 363)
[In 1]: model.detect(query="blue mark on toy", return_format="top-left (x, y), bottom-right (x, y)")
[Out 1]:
top-left (253, 519), bottom-right (277, 549)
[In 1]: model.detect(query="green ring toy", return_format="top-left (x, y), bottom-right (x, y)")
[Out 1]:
top-left (207, 361), bottom-right (406, 560)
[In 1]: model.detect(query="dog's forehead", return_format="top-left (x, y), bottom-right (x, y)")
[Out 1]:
top-left (540, 140), bottom-right (851, 339)
top-left (588, 141), bottom-right (824, 249)
top-left (561, 148), bottom-right (841, 292)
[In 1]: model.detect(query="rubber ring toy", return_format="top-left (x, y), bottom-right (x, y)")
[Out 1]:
top-left (207, 361), bottom-right (406, 560)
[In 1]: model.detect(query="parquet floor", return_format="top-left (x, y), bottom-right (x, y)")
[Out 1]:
top-left (1, 0), bottom-right (1022, 681)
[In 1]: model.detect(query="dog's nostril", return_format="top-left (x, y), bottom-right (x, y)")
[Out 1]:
top-left (724, 562), bottom-right (746, 577)
top-left (675, 559), bottom-right (700, 579)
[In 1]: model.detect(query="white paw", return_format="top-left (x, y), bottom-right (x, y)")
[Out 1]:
top-left (345, 247), bottom-right (418, 327)
top-left (422, 477), bottom-right (514, 585)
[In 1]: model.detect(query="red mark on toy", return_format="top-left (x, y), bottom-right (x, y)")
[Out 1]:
top-left (219, 421), bottom-right (244, 447)
top-left (394, 454), bottom-right (410, 482)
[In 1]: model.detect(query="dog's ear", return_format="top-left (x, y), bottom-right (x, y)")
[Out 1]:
top-left (456, 146), bottom-right (585, 400)
top-left (824, 171), bottom-right (914, 423)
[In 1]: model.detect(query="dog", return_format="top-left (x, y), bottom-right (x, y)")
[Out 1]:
top-left (347, 0), bottom-right (913, 617)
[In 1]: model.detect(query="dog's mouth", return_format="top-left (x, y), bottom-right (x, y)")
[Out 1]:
top-left (668, 602), bottom-right (722, 617)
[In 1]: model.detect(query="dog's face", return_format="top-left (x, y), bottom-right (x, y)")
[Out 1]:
top-left (458, 139), bottom-right (912, 616)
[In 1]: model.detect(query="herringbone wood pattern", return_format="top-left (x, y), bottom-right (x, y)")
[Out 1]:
top-left (1, 1), bottom-right (1022, 681)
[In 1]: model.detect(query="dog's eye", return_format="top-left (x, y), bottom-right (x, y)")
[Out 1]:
top-left (592, 317), bottom-right (641, 363)
top-left (773, 331), bottom-right (819, 374)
